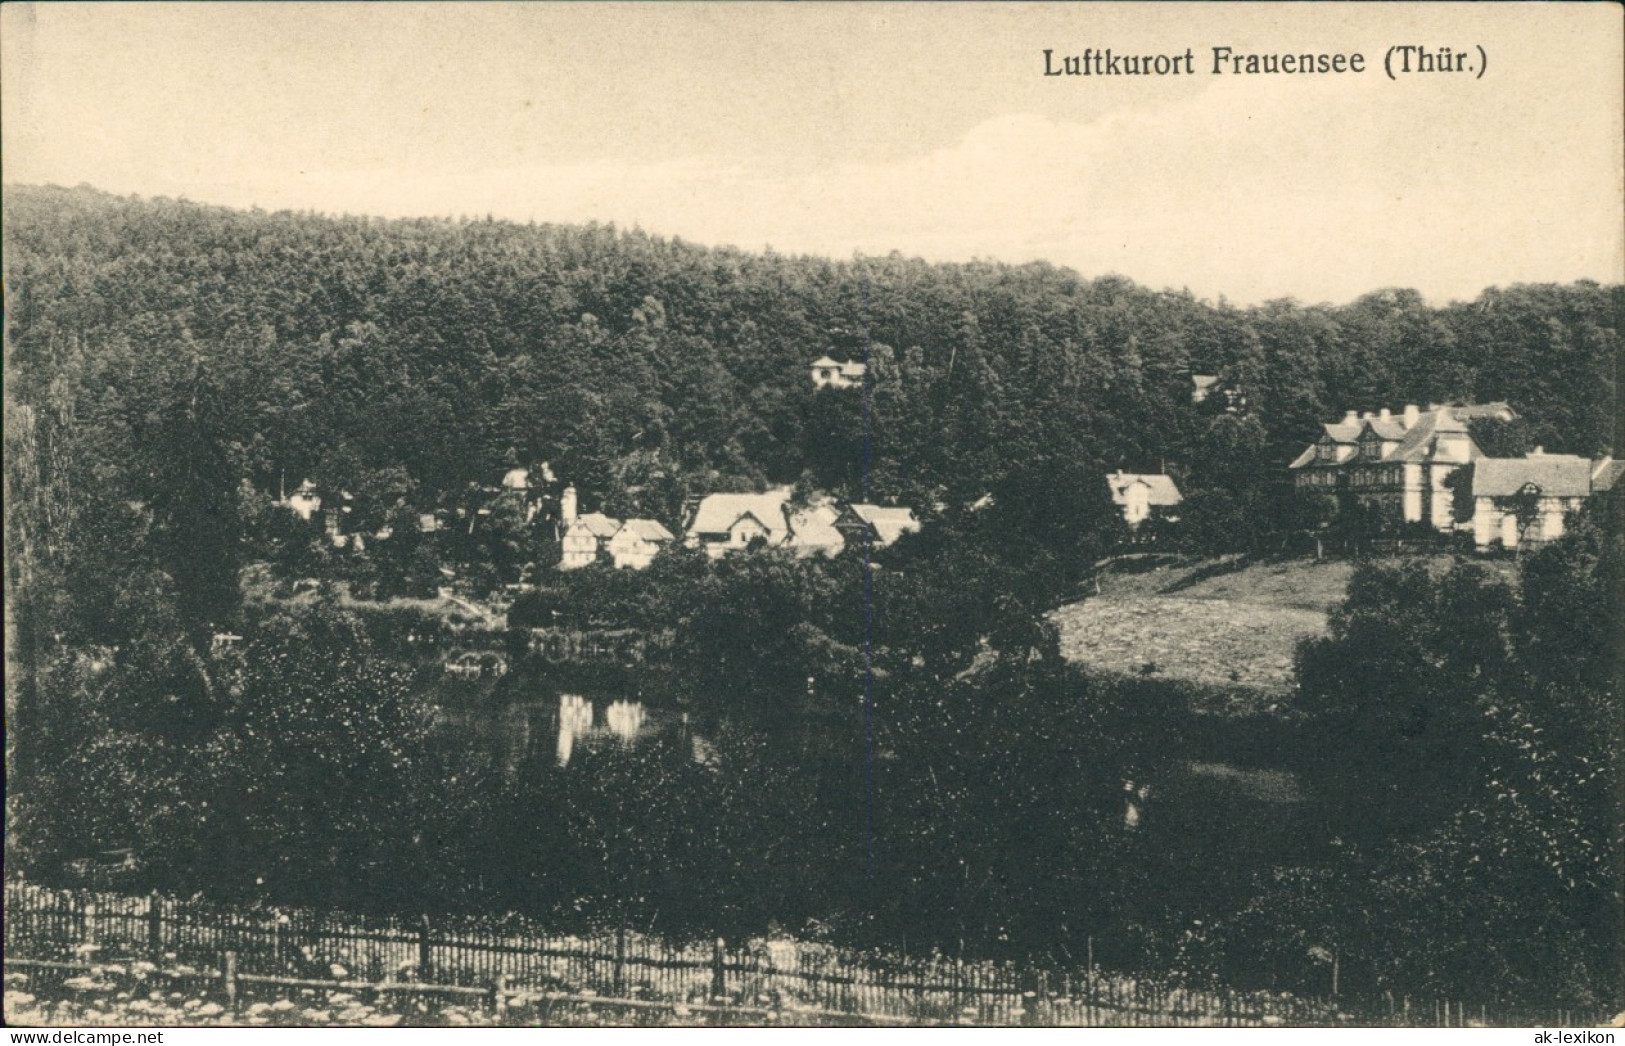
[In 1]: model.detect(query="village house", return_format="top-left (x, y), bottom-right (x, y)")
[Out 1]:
top-left (607, 518), bottom-right (677, 569)
top-left (810, 356), bottom-right (867, 390)
top-left (556, 485), bottom-right (673, 570)
top-left (1106, 472), bottom-right (1182, 528)
top-left (686, 491), bottom-right (921, 559)
top-left (684, 490), bottom-right (795, 558)
top-left (280, 478), bottom-right (323, 521)
top-left (557, 486), bottom-right (621, 569)
top-left (786, 501), bottom-right (849, 558)
top-left (1469, 450), bottom-right (1618, 549)
top-left (1288, 402), bottom-right (1516, 533)
top-left (833, 503), bottom-right (922, 549)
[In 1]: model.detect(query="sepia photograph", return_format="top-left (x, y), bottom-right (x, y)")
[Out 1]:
top-left (3, 1), bottom-right (1622, 1032)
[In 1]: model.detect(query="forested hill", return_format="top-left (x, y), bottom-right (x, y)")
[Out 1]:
top-left (5, 183), bottom-right (1621, 526)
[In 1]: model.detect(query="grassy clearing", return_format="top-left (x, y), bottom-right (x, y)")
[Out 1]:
top-left (1052, 553), bottom-right (1518, 698)
top-left (1052, 595), bottom-right (1327, 696)
top-left (1051, 556), bottom-right (1348, 696)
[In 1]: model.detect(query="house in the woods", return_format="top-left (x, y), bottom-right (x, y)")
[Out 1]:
top-left (810, 356), bottom-right (866, 390)
top-left (1189, 373), bottom-right (1246, 412)
top-left (1288, 402), bottom-right (1516, 533)
top-left (685, 490), bottom-right (795, 558)
top-left (497, 461), bottom-right (557, 522)
top-left (607, 518), bottom-right (676, 569)
top-left (558, 487), bottom-right (623, 570)
top-left (1469, 450), bottom-right (1618, 549)
top-left (685, 490), bottom-right (920, 559)
top-left (833, 504), bottom-right (922, 549)
top-left (1106, 472), bottom-right (1182, 528)
top-left (786, 502), bottom-right (846, 558)
top-left (280, 478), bottom-right (323, 521)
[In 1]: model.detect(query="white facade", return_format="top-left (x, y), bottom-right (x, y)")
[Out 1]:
top-left (607, 520), bottom-right (675, 569)
top-left (810, 356), bottom-right (866, 389)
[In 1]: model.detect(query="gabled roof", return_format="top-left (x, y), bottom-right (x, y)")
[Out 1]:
top-left (1391, 408), bottom-right (1475, 463)
top-left (787, 503), bottom-right (845, 555)
top-left (1106, 472), bottom-right (1182, 507)
top-left (1287, 445), bottom-right (1322, 470)
top-left (615, 518), bottom-right (675, 543)
top-left (810, 356), bottom-right (842, 369)
top-left (1592, 458), bottom-right (1625, 493)
top-left (839, 360), bottom-right (867, 377)
top-left (687, 491), bottom-right (792, 543)
top-left (1294, 404), bottom-right (1503, 468)
top-left (570, 512), bottom-right (623, 538)
top-left (1321, 419), bottom-right (1364, 444)
top-left (1358, 418), bottom-right (1409, 442)
top-left (1474, 454), bottom-right (1594, 498)
top-left (841, 504), bottom-right (922, 546)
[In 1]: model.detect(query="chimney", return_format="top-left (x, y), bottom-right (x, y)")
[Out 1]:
top-left (1531, 446), bottom-right (1544, 457)
top-left (1379, 408), bottom-right (1391, 422)
top-left (1341, 410), bottom-right (1358, 424)
top-left (1360, 411), bottom-right (1374, 421)
top-left (561, 485), bottom-right (578, 524)
top-left (1403, 404), bottom-right (1419, 428)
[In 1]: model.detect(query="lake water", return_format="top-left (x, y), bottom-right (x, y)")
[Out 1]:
top-left (432, 691), bottom-right (696, 771)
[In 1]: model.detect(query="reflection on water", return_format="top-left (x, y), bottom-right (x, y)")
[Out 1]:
top-left (434, 690), bottom-right (691, 774)
top-left (557, 694), bottom-right (654, 767)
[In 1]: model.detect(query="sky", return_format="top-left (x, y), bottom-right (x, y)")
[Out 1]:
top-left (3, 2), bottom-right (1622, 305)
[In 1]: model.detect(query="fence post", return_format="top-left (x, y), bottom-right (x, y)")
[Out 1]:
top-left (222, 951), bottom-right (238, 1013)
top-left (613, 925), bottom-right (627, 997)
top-left (489, 974), bottom-right (507, 1020)
top-left (710, 938), bottom-right (727, 1001)
top-left (82, 897), bottom-right (97, 948)
top-left (1026, 968), bottom-right (1048, 1027)
top-left (147, 892), bottom-right (163, 960)
top-left (273, 918), bottom-right (289, 970)
top-left (1330, 949), bottom-right (1340, 1000)
top-left (1086, 937), bottom-right (1096, 1027)
top-left (418, 915), bottom-right (432, 981)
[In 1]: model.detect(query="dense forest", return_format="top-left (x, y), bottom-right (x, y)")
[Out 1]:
top-left (4, 185), bottom-right (1621, 1009)
top-left (6, 185), bottom-right (1620, 631)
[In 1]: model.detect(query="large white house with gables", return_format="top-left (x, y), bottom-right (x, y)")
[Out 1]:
top-left (1288, 402), bottom-right (1516, 533)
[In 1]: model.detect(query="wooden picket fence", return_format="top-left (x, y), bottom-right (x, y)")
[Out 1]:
top-left (3, 880), bottom-right (1610, 1027)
